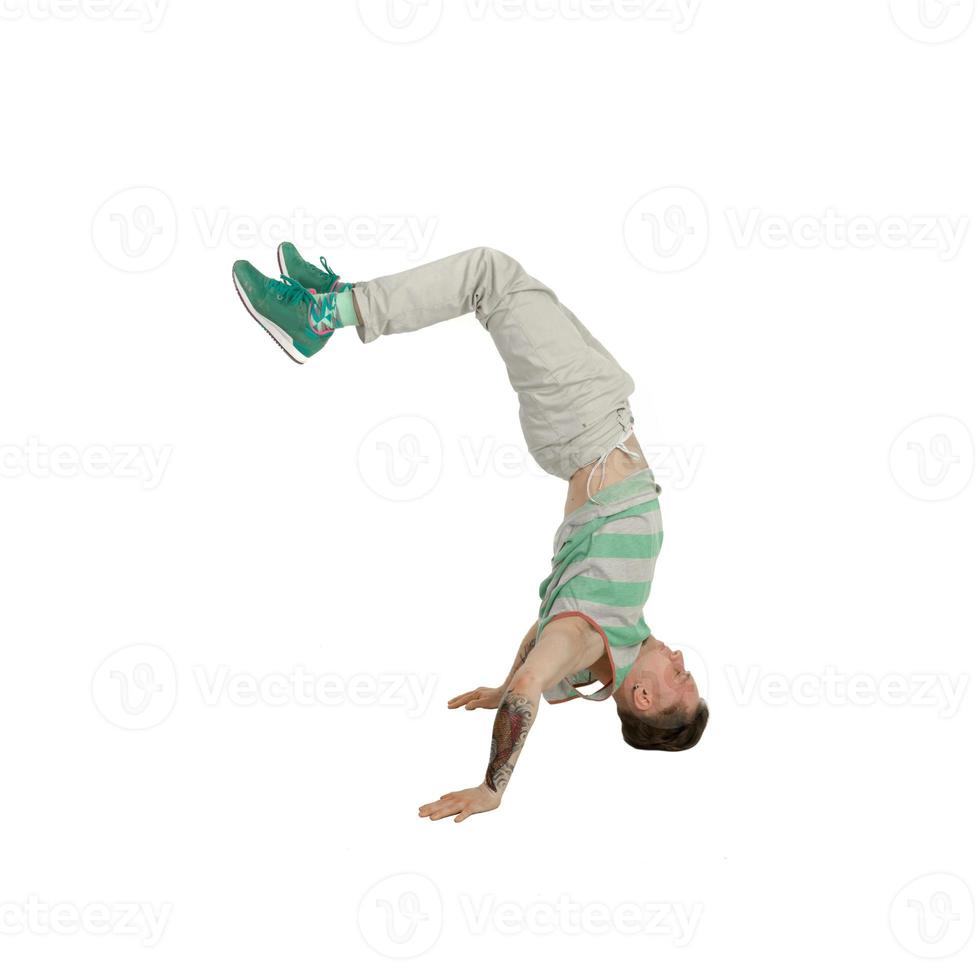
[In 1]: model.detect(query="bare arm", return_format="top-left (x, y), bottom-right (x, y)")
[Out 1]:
top-left (421, 617), bottom-right (600, 822)
top-left (502, 621), bottom-right (538, 688)
top-left (446, 620), bottom-right (538, 711)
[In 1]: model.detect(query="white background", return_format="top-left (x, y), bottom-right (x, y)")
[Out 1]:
top-left (1, 0), bottom-right (978, 976)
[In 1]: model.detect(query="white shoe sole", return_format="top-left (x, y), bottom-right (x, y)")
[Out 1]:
top-left (233, 269), bottom-right (307, 365)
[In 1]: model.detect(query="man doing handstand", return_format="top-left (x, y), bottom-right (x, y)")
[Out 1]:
top-left (232, 244), bottom-right (709, 823)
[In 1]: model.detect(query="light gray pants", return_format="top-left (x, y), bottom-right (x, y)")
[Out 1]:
top-left (352, 247), bottom-right (635, 480)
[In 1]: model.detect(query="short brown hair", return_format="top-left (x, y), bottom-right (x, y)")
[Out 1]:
top-left (617, 699), bottom-right (709, 752)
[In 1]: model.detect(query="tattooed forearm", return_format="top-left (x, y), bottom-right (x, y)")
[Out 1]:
top-left (485, 692), bottom-right (535, 793)
top-left (519, 637), bottom-right (536, 665)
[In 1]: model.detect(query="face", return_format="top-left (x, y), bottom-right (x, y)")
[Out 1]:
top-left (620, 637), bottom-right (701, 720)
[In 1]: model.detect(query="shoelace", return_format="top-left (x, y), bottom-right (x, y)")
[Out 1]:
top-left (319, 257), bottom-right (338, 279)
top-left (266, 275), bottom-right (338, 336)
top-left (267, 275), bottom-right (316, 306)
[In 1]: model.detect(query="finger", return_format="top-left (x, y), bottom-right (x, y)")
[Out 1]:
top-left (420, 796), bottom-right (457, 814)
top-left (420, 802), bottom-right (455, 819)
top-left (428, 801), bottom-right (463, 821)
top-left (454, 808), bottom-right (473, 823)
top-left (447, 690), bottom-right (477, 708)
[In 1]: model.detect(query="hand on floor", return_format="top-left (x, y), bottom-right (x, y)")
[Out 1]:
top-left (447, 686), bottom-right (504, 710)
top-left (419, 784), bottom-right (501, 823)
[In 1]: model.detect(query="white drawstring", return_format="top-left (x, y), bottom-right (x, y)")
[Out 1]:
top-left (586, 424), bottom-right (640, 503)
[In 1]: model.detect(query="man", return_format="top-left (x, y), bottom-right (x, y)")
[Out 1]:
top-left (232, 244), bottom-right (709, 823)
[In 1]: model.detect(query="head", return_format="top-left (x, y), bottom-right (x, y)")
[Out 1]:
top-left (613, 637), bottom-right (709, 751)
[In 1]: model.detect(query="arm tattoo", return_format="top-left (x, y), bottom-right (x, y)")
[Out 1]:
top-left (485, 692), bottom-right (534, 793)
top-left (519, 636), bottom-right (536, 665)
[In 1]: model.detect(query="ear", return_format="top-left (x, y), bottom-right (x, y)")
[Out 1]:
top-left (631, 682), bottom-right (654, 712)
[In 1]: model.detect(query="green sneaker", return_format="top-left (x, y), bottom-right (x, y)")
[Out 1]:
top-left (277, 242), bottom-right (354, 294)
top-left (232, 260), bottom-right (345, 364)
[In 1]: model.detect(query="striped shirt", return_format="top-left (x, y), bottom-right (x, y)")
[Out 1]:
top-left (537, 468), bottom-right (663, 704)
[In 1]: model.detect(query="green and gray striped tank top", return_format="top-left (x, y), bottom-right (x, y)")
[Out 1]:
top-left (537, 468), bottom-right (663, 704)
